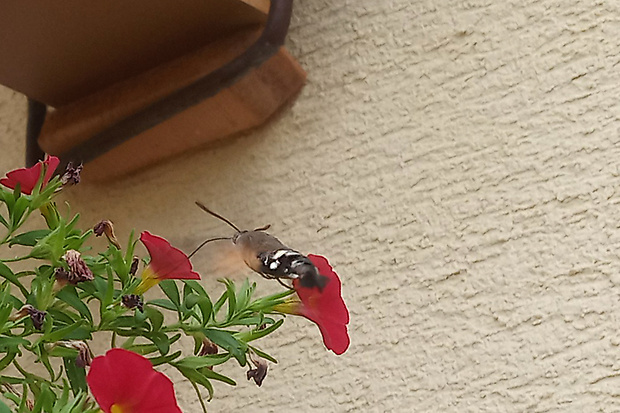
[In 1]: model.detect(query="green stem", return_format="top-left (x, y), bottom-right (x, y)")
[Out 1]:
top-left (191, 381), bottom-right (208, 413)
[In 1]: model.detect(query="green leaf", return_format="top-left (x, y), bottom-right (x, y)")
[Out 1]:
top-left (44, 321), bottom-right (84, 342)
top-left (237, 319), bottom-right (284, 342)
top-left (149, 350), bottom-right (182, 367)
top-left (173, 353), bottom-right (232, 370)
top-left (235, 279), bottom-right (255, 309)
top-left (11, 196), bottom-right (29, 228)
top-left (63, 358), bottom-right (87, 395)
top-left (175, 366), bottom-right (215, 401)
top-left (0, 399), bottom-right (11, 413)
top-left (200, 367), bottom-right (236, 386)
top-left (8, 229), bottom-right (51, 247)
top-left (0, 262), bottom-right (28, 297)
top-left (159, 281), bottom-right (180, 308)
top-left (55, 287), bottom-right (93, 323)
top-left (146, 299), bottom-right (178, 312)
top-left (249, 345), bottom-right (278, 364)
top-left (202, 329), bottom-right (247, 365)
top-left (225, 281), bottom-right (237, 321)
top-left (0, 350), bottom-right (17, 371)
top-left (0, 214), bottom-right (8, 229)
top-left (47, 346), bottom-right (79, 358)
top-left (0, 336), bottom-right (29, 351)
top-left (145, 306), bottom-right (164, 332)
top-left (31, 381), bottom-right (55, 413)
top-left (144, 332), bottom-right (170, 355)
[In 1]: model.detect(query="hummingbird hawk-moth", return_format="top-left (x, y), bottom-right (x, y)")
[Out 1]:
top-left (191, 202), bottom-right (329, 291)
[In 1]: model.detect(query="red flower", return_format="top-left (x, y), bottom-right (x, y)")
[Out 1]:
top-left (135, 231), bottom-right (200, 294)
top-left (0, 155), bottom-right (60, 195)
top-left (278, 254), bottom-right (350, 355)
top-left (87, 348), bottom-right (182, 413)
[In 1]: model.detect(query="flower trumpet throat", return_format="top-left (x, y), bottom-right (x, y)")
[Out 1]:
top-left (272, 299), bottom-right (303, 315)
top-left (134, 266), bottom-right (161, 295)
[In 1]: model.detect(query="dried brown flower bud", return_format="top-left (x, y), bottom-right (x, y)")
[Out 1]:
top-left (11, 305), bottom-right (46, 330)
top-left (247, 356), bottom-right (268, 387)
top-left (61, 250), bottom-right (94, 284)
top-left (93, 220), bottom-right (121, 249)
top-left (129, 256), bottom-right (140, 276)
top-left (199, 338), bottom-right (219, 356)
top-left (57, 340), bottom-right (92, 367)
top-left (121, 294), bottom-right (144, 312)
top-left (61, 162), bottom-right (83, 186)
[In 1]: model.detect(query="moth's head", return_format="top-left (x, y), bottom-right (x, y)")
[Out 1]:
top-left (232, 230), bottom-right (248, 245)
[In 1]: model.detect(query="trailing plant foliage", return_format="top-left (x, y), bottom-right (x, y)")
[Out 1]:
top-left (0, 157), bottom-right (349, 412)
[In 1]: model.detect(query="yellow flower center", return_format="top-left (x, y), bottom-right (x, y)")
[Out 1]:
top-left (134, 266), bottom-right (160, 294)
top-left (110, 404), bottom-right (127, 413)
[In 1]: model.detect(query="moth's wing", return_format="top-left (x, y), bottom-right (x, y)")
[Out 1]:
top-left (189, 240), bottom-right (249, 280)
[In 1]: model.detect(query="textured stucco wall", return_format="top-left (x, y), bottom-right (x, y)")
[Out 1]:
top-left (3, 0), bottom-right (620, 411)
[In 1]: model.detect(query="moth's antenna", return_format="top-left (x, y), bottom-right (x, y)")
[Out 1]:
top-left (195, 202), bottom-right (241, 232)
top-left (188, 237), bottom-right (231, 259)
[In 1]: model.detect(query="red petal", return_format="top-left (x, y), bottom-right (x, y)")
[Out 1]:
top-left (42, 155), bottom-right (60, 187)
top-left (140, 231), bottom-right (200, 280)
top-left (293, 254), bottom-right (350, 354)
top-left (316, 318), bottom-right (350, 355)
top-left (87, 348), bottom-right (181, 413)
top-left (0, 155), bottom-right (60, 195)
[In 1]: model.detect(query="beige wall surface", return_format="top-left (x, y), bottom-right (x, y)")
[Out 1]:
top-left (3, 0), bottom-right (620, 411)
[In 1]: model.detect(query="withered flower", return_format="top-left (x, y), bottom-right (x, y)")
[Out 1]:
top-left (93, 220), bottom-right (121, 249)
top-left (57, 340), bottom-right (92, 367)
top-left (247, 354), bottom-right (268, 387)
top-left (121, 294), bottom-right (144, 312)
top-left (60, 162), bottom-right (83, 186)
top-left (60, 250), bottom-right (94, 284)
top-left (199, 338), bottom-right (218, 356)
top-left (11, 305), bottom-right (46, 330)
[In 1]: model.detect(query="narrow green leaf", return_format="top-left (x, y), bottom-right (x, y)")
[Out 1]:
top-left (63, 358), bottom-right (87, 395)
top-left (225, 281), bottom-right (236, 321)
top-left (238, 319), bottom-right (284, 342)
top-left (145, 306), bottom-right (164, 332)
top-left (144, 332), bottom-right (170, 355)
top-left (0, 262), bottom-right (28, 297)
top-left (44, 321), bottom-right (84, 342)
top-left (0, 399), bottom-right (11, 413)
top-left (200, 367), bottom-right (236, 386)
top-left (146, 299), bottom-right (178, 312)
top-left (149, 350), bottom-right (182, 367)
top-left (159, 281), bottom-right (180, 307)
top-left (173, 353), bottom-right (231, 369)
top-left (8, 229), bottom-right (51, 247)
top-left (250, 346), bottom-right (278, 364)
top-left (175, 366), bottom-right (215, 400)
top-left (0, 214), bottom-right (8, 229)
top-left (55, 287), bottom-right (93, 323)
top-left (202, 329), bottom-right (247, 365)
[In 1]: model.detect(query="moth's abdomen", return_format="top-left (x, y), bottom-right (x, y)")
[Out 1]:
top-left (259, 249), bottom-right (306, 277)
top-left (259, 249), bottom-right (329, 291)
